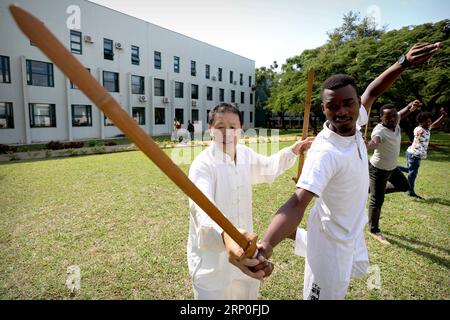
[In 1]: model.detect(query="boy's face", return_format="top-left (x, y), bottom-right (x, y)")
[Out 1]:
top-left (381, 109), bottom-right (398, 129)
top-left (209, 112), bottom-right (242, 150)
top-left (321, 85), bottom-right (361, 136)
top-left (420, 119), bottom-right (432, 129)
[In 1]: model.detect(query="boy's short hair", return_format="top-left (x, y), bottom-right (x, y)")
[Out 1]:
top-left (379, 104), bottom-right (398, 117)
top-left (208, 103), bottom-right (243, 126)
top-left (416, 112), bottom-right (432, 124)
top-left (322, 74), bottom-right (358, 98)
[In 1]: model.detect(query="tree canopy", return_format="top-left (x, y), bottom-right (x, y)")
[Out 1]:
top-left (257, 12), bottom-right (449, 122)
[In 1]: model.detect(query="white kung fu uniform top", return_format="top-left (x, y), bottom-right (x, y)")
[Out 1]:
top-left (295, 106), bottom-right (370, 299)
top-left (188, 142), bottom-right (297, 291)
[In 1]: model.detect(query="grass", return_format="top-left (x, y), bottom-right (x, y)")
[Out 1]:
top-left (0, 132), bottom-right (449, 300)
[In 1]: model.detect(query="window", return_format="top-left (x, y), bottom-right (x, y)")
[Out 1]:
top-left (154, 51), bottom-right (162, 69)
top-left (191, 61), bottom-right (196, 76)
top-left (231, 90), bottom-right (235, 103)
top-left (240, 73), bottom-right (244, 86)
top-left (241, 92), bottom-right (245, 104)
top-left (155, 108), bottom-right (166, 125)
top-left (29, 103), bottom-right (56, 128)
top-left (104, 38), bottom-right (114, 60)
top-left (103, 71), bottom-right (119, 92)
top-left (154, 78), bottom-right (165, 96)
top-left (250, 112), bottom-right (253, 123)
top-left (133, 107), bottom-right (146, 125)
top-left (0, 102), bottom-right (14, 129)
top-left (249, 76), bottom-right (252, 88)
top-left (230, 71), bottom-right (234, 84)
top-left (192, 109), bottom-right (199, 122)
top-left (70, 30), bottom-right (82, 55)
top-left (175, 109), bottom-right (184, 124)
top-left (205, 64), bottom-right (210, 79)
top-left (219, 88), bottom-right (224, 102)
top-left (0, 56), bottom-right (11, 83)
top-left (175, 81), bottom-right (184, 98)
top-left (207, 87), bottom-right (213, 101)
top-left (26, 60), bottom-right (54, 87)
top-left (71, 68), bottom-right (90, 89)
top-left (131, 46), bottom-right (140, 65)
top-left (174, 56), bottom-right (180, 73)
top-left (218, 68), bottom-right (223, 82)
top-left (131, 75), bottom-right (144, 95)
top-left (72, 105), bottom-right (92, 127)
top-left (104, 115), bottom-right (115, 126)
top-left (250, 93), bottom-right (254, 104)
top-left (191, 84), bottom-right (199, 100)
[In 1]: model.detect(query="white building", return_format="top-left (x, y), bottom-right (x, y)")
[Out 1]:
top-left (0, 0), bottom-right (256, 145)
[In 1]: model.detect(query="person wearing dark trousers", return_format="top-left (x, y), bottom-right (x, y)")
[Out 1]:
top-left (367, 100), bottom-right (422, 244)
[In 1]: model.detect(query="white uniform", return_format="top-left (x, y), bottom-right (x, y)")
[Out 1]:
top-left (188, 142), bottom-right (297, 299)
top-left (295, 106), bottom-right (370, 300)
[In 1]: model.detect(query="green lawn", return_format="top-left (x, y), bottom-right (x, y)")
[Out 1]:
top-left (0, 133), bottom-right (449, 300)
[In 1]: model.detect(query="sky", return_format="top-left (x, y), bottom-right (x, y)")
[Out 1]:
top-left (89, 0), bottom-right (449, 68)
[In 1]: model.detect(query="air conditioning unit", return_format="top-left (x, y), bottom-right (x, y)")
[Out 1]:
top-left (84, 35), bottom-right (94, 43)
top-left (212, 76), bottom-right (217, 81)
top-left (163, 97), bottom-right (170, 104)
top-left (139, 95), bottom-right (147, 102)
top-left (192, 100), bottom-right (198, 107)
top-left (115, 42), bottom-right (123, 50)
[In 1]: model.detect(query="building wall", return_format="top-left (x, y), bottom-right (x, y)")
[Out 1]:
top-left (0, 0), bottom-right (255, 144)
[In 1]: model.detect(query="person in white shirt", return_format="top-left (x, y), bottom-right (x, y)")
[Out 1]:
top-left (399, 109), bottom-right (447, 199)
top-left (366, 100), bottom-right (422, 244)
top-left (187, 103), bottom-right (313, 300)
top-left (224, 42), bottom-right (441, 300)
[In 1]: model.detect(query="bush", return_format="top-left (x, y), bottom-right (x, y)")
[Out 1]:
top-left (64, 142), bottom-right (84, 149)
top-left (45, 141), bottom-right (65, 150)
top-left (104, 141), bottom-right (118, 146)
top-left (0, 144), bottom-right (18, 154)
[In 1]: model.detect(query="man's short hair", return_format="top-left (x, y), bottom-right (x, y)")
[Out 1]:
top-left (379, 104), bottom-right (398, 117)
top-left (322, 74), bottom-right (358, 98)
top-left (208, 103), bottom-right (243, 126)
top-left (416, 112), bottom-right (432, 124)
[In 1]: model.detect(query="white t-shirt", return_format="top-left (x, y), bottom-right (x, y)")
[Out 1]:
top-left (188, 142), bottom-right (297, 291)
top-left (370, 113), bottom-right (401, 171)
top-left (297, 108), bottom-right (369, 242)
top-left (407, 126), bottom-right (431, 159)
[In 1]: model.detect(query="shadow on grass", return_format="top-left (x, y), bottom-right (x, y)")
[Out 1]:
top-left (383, 232), bottom-right (450, 270)
top-left (421, 197), bottom-right (450, 207)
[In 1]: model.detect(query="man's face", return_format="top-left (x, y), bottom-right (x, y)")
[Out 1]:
top-left (381, 109), bottom-right (398, 129)
top-left (321, 85), bottom-right (360, 136)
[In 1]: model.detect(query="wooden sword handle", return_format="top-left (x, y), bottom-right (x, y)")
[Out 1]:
top-left (9, 4), bottom-right (255, 257)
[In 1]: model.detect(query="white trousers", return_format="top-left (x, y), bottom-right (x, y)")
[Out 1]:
top-left (193, 278), bottom-right (260, 300)
top-left (295, 213), bottom-right (369, 300)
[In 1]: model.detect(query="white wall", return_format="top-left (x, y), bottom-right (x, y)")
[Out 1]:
top-left (0, 0), bottom-right (255, 145)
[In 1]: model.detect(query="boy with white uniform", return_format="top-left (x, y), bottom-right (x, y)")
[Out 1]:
top-left (224, 42), bottom-right (441, 299)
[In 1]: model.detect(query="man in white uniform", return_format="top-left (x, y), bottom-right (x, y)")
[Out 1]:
top-left (224, 42), bottom-right (441, 300)
top-left (188, 103), bottom-right (313, 300)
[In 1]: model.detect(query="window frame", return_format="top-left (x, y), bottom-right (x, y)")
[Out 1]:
top-left (103, 71), bottom-right (119, 93)
top-left (0, 102), bottom-right (14, 129)
top-left (131, 75), bottom-right (145, 95)
top-left (104, 38), bottom-right (114, 60)
top-left (71, 104), bottom-right (92, 127)
top-left (70, 30), bottom-right (82, 55)
top-left (154, 78), bottom-right (165, 97)
top-left (29, 103), bottom-right (56, 128)
top-left (154, 51), bottom-right (162, 70)
top-left (0, 56), bottom-right (11, 84)
top-left (191, 84), bottom-right (199, 100)
top-left (131, 45), bottom-right (140, 65)
top-left (174, 56), bottom-right (180, 73)
top-left (132, 107), bottom-right (146, 125)
top-left (26, 59), bottom-right (54, 87)
top-left (175, 81), bottom-right (184, 98)
top-left (155, 107), bottom-right (166, 125)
